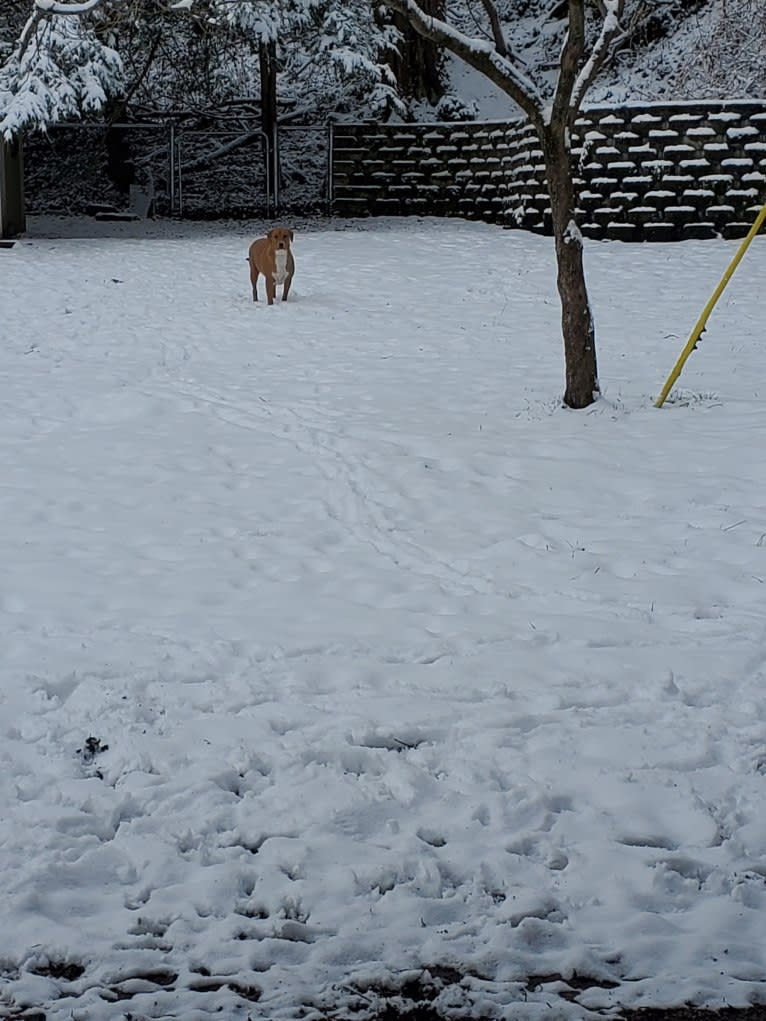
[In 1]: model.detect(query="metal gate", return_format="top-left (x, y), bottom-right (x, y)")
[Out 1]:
top-left (275, 124), bottom-right (333, 216)
top-left (23, 118), bottom-right (332, 220)
top-left (171, 124), bottom-right (275, 218)
top-left (171, 123), bottom-right (333, 218)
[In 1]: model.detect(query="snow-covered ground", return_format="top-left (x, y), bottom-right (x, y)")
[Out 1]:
top-left (2, 216), bottom-right (766, 1021)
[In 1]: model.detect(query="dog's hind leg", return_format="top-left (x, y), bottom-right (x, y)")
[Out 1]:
top-left (249, 258), bottom-right (259, 301)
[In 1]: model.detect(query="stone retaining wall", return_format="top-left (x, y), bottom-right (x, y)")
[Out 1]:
top-left (331, 101), bottom-right (766, 241)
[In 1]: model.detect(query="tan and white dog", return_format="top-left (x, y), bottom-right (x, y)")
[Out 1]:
top-left (248, 227), bottom-right (295, 305)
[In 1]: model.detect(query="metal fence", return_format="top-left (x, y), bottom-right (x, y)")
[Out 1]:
top-left (25, 122), bottom-right (170, 217)
top-left (24, 118), bottom-right (332, 220)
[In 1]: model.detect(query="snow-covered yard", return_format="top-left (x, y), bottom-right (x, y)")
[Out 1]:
top-left (1, 216), bottom-right (766, 1020)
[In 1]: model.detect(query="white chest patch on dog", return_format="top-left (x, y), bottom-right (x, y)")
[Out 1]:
top-left (272, 250), bottom-right (289, 285)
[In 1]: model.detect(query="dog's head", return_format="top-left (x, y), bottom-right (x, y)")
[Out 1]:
top-left (268, 227), bottom-right (294, 251)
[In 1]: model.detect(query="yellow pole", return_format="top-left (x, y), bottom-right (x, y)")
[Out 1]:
top-left (655, 200), bottom-right (766, 408)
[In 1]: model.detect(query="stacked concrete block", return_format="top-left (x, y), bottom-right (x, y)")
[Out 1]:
top-left (332, 100), bottom-right (766, 241)
top-left (564, 101), bottom-right (766, 240)
top-left (331, 122), bottom-right (518, 219)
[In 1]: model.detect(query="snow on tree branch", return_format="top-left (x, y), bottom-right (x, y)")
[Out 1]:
top-left (0, 8), bottom-right (121, 139)
top-left (550, 0), bottom-right (586, 128)
top-left (477, 0), bottom-right (508, 59)
top-left (217, 0), bottom-right (401, 115)
top-left (571, 0), bottom-right (625, 112)
top-left (0, 0), bottom-right (400, 137)
top-left (379, 0), bottom-right (545, 123)
top-left (17, 0), bottom-right (108, 63)
top-left (35, 0), bottom-right (108, 13)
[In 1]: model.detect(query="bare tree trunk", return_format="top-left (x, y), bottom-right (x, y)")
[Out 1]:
top-left (259, 39), bottom-right (279, 197)
top-left (378, 0), bottom-right (622, 408)
top-left (389, 0), bottom-right (446, 103)
top-left (104, 98), bottom-right (135, 195)
top-left (541, 124), bottom-right (599, 409)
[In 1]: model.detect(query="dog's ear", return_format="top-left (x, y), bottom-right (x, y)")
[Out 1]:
top-left (289, 230), bottom-right (294, 242)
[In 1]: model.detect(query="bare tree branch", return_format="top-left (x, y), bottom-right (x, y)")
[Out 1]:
top-left (571, 0), bottom-right (625, 112)
top-left (550, 0), bottom-right (585, 128)
top-left (478, 0), bottom-right (507, 58)
top-left (16, 11), bottom-right (40, 62)
top-left (380, 0), bottom-right (544, 124)
top-left (109, 29), bottom-right (162, 124)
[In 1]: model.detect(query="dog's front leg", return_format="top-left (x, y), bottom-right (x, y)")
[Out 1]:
top-left (265, 277), bottom-right (276, 306)
top-left (282, 252), bottom-right (295, 302)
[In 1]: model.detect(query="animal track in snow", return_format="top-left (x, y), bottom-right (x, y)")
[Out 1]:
top-left (417, 828), bottom-right (447, 848)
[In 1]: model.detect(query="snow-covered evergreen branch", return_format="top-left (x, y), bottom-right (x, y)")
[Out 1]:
top-left (1, 7), bottom-right (121, 139)
top-left (0, 0), bottom-right (400, 137)
top-left (35, 0), bottom-right (108, 13)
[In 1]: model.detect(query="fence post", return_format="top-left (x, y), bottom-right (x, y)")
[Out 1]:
top-left (0, 135), bottom-right (26, 239)
top-left (176, 133), bottom-right (183, 217)
top-left (261, 133), bottom-right (271, 219)
top-left (168, 120), bottom-right (176, 216)
top-left (272, 123), bottom-right (279, 217)
top-left (327, 122), bottom-right (334, 216)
